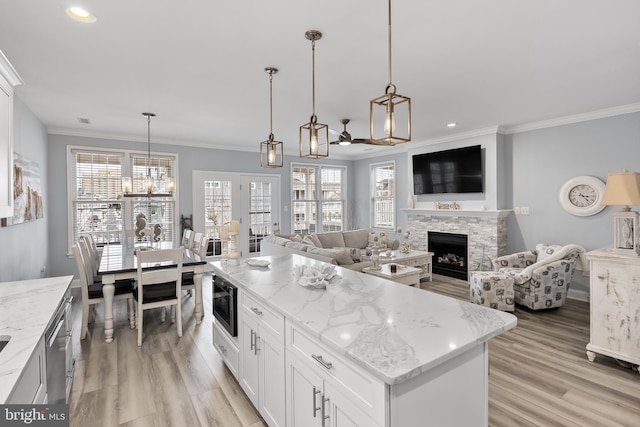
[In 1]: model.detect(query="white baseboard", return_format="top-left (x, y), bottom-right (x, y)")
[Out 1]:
top-left (567, 288), bottom-right (589, 302)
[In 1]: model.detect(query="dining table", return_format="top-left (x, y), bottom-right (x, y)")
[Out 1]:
top-left (98, 241), bottom-right (206, 343)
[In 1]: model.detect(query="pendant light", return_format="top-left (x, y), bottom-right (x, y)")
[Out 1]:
top-left (300, 30), bottom-right (329, 159)
top-left (370, 0), bottom-right (411, 145)
top-left (260, 67), bottom-right (284, 168)
top-left (122, 112), bottom-right (174, 197)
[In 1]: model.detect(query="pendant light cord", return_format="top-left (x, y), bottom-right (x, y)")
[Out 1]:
top-left (268, 72), bottom-right (274, 140)
top-left (147, 113), bottom-right (151, 176)
top-left (387, 0), bottom-right (392, 86)
top-left (311, 39), bottom-right (317, 123)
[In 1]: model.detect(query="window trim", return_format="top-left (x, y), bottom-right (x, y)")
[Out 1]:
top-left (66, 145), bottom-right (179, 254)
top-left (370, 160), bottom-right (396, 231)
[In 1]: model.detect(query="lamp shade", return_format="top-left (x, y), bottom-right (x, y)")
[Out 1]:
top-left (601, 172), bottom-right (640, 206)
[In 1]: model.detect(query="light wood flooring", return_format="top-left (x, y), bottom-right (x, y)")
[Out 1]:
top-left (68, 274), bottom-right (640, 427)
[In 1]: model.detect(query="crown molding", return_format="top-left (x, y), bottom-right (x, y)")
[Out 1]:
top-left (500, 103), bottom-right (640, 134)
top-left (0, 51), bottom-right (24, 87)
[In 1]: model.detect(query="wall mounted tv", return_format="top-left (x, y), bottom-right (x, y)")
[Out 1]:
top-left (412, 145), bottom-right (483, 195)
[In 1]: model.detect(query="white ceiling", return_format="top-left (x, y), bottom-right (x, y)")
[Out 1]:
top-left (1, 0), bottom-right (639, 159)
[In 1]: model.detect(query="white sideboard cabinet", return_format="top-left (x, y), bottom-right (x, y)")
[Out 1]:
top-left (0, 50), bottom-right (23, 218)
top-left (585, 248), bottom-right (640, 370)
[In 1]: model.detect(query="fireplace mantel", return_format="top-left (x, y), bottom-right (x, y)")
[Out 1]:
top-left (401, 208), bottom-right (511, 219)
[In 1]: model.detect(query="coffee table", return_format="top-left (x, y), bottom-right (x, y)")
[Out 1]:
top-left (362, 264), bottom-right (422, 287)
top-left (378, 249), bottom-right (433, 281)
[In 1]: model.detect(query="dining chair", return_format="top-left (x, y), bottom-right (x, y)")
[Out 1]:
top-left (181, 229), bottom-right (195, 250)
top-left (134, 247), bottom-right (184, 346)
top-left (80, 234), bottom-right (101, 282)
top-left (72, 242), bottom-right (135, 339)
top-left (183, 234), bottom-right (208, 296)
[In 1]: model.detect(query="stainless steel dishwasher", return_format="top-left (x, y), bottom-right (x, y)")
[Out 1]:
top-left (45, 291), bottom-right (73, 404)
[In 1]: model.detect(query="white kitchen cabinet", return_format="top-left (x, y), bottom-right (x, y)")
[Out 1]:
top-left (0, 50), bottom-right (23, 218)
top-left (212, 319), bottom-right (239, 378)
top-left (6, 336), bottom-right (47, 404)
top-left (238, 290), bottom-right (286, 427)
top-left (287, 350), bottom-right (379, 427)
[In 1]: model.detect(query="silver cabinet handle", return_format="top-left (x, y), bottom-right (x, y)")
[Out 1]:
top-left (321, 394), bottom-right (330, 427)
top-left (250, 330), bottom-right (256, 351)
top-left (311, 354), bottom-right (333, 370)
top-left (250, 307), bottom-right (263, 316)
top-left (312, 386), bottom-right (321, 418)
top-left (219, 344), bottom-right (227, 354)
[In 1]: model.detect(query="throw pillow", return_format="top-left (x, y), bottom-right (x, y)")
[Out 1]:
top-left (291, 234), bottom-right (303, 243)
top-left (368, 231), bottom-right (388, 248)
top-left (342, 229), bottom-right (370, 249)
top-left (285, 241), bottom-right (312, 252)
top-left (335, 247), bottom-right (361, 263)
top-left (302, 234), bottom-right (322, 248)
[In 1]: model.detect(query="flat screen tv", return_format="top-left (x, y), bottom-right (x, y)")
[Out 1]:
top-left (412, 145), bottom-right (483, 194)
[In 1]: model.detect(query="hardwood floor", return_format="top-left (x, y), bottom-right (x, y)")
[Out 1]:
top-left (68, 274), bottom-right (640, 427)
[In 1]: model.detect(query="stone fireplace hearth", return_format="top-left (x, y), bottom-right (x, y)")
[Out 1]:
top-left (404, 209), bottom-right (510, 278)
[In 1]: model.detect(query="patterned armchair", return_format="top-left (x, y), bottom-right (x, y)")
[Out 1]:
top-left (491, 244), bottom-right (581, 310)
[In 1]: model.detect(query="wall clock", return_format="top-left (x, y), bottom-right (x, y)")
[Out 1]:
top-left (558, 175), bottom-right (606, 216)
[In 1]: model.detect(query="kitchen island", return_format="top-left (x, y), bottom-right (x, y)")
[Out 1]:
top-left (211, 254), bottom-right (516, 427)
top-left (0, 276), bottom-right (73, 404)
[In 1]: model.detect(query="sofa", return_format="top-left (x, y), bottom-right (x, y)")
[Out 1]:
top-left (260, 229), bottom-right (399, 271)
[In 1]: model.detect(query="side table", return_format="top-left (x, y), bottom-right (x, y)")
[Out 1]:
top-left (363, 264), bottom-right (421, 287)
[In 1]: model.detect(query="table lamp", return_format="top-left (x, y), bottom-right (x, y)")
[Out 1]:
top-left (600, 171), bottom-right (640, 255)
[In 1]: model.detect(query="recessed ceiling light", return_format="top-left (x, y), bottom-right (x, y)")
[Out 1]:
top-left (447, 122), bottom-right (457, 128)
top-left (66, 7), bottom-right (97, 23)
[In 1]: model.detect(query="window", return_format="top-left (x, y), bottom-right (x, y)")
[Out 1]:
top-left (292, 164), bottom-right (346, 234)
top-left (371, 161), bottom-right (395, 229)
top-left (68, 147), bottom-right (177, 250)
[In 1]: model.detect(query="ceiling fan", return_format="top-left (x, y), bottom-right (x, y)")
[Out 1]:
top-left (329, 119), bottom-right (374, 145)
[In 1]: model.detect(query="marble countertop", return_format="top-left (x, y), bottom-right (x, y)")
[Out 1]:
top-left (0, 276), bottom-right (73, 403)
top-left (211, 254), bottom-right (517, 385)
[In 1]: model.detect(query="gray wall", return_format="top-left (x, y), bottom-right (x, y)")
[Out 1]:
top-left (0, 98), bottom-right (49, 282)
top-left (47, 134), bottom-right (352, 278)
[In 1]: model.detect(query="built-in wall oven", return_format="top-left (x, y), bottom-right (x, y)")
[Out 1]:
top-left (212, 275), bottom-right (237, 337)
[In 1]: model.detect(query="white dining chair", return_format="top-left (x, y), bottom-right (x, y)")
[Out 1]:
top-left (183, 234), bottom-right (208, 297)
top-left (72, 241), bottom-right (135, 339)
top-left (80, 234), bottom-right (101, 281)
top-left (181, 229), bottom-right (195, 250)
top-left (134, 247), bottom-right (184, 346)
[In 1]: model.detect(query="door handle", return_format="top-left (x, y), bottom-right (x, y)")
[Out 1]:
top-left (321, 394), bottom-right (330, 427)
top-left (312, 386), bottom-right (321, 418)
top-left (250, 329), bottom-right (255, 351)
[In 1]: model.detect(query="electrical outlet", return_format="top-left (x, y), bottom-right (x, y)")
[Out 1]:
top-left (521, 207), bottom-right (530, 215)
top-left (514, 207), bottom-right (522, 215)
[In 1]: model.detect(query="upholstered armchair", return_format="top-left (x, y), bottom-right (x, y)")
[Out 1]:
top-left (491, 244), bottom-right (584, 310)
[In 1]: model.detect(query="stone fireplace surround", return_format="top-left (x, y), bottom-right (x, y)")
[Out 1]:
top-left (403, 208), bottom-right (510, 276)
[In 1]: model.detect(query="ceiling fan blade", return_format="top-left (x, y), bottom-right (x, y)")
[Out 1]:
top-left (329, 128), bottom-right (341, 136)
top-left (352, 138), bottom-right (374, 144)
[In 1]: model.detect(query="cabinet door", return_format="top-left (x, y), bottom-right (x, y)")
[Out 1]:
top-left (258, 326), bottom-right (286, 427)
top-left (325, 382), bottom-right (380, 427)
top-left (287, 351), bottom-right (324, 427)
top-left (239, 314), bottom-right (259, 406)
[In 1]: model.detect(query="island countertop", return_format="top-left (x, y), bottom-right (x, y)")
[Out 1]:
top-left (0, 275), bottom-right (73, 403)
top-left (211, 254), bottom-right (516, 385)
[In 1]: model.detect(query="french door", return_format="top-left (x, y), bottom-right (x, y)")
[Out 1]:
top-left (193, 171), bottom-right (280, 258)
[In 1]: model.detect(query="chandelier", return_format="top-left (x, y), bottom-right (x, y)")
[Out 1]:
top-left (260, 67), bottom-right (284, 168)
top-left (300, 30), bottom-right (329, 159)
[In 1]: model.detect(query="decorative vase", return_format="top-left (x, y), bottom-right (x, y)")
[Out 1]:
top-left (370, 247), bottom-right (381, 270)
top-left (407, 192), bottom-right (415, 209)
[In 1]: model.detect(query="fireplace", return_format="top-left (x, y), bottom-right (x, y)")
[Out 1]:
top-left (428, 232), bottom-right (468, 280)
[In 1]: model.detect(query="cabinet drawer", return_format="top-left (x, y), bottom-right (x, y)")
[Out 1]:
top-left (286, 322), bottom-right (386, 421)
top-left (213, 320), bottom-right (239, 378)
top-left (241, 291), bottom-right (285, 342)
